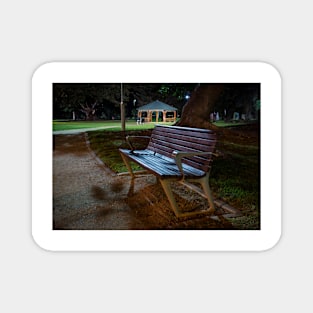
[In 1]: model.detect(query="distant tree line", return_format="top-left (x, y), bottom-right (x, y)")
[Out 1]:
top-left (53, 83), bottom-right (197, 120)
top-left (53, 83), bottom-right (260, 126)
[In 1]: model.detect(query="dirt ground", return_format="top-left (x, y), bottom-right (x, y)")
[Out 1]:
top-left (53, 133), bottom-right (240, 230)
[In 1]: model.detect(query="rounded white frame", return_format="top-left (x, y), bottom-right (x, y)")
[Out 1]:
top-left (32, 61), bottom-right (281, 251)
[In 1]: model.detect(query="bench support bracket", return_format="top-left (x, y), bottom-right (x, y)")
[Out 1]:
top-left (159, 174), bottom-right (215, 218)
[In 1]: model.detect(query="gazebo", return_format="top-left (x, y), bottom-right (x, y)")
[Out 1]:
top-left (137, 100), bottom-right (177, 123)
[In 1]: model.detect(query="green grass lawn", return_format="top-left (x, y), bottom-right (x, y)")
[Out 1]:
top-left (212, 120), bottom-right (259, 127)
top-left (53, 120), bottom-right (116, 131)
top-left (53, 119), bottom-right (256, 131)
top-left (88, 129), bottom-right (152, 173)
top-left (53, 120), bottom-right (175, 131)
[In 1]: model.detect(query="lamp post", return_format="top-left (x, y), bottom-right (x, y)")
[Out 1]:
top-left (133, 99), bottom-right (137, 121)
top-left (120, 83), bottom-right (125, 132)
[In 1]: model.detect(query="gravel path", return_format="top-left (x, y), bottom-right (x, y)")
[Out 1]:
top-left (53, 133), bottom-right (235, 230)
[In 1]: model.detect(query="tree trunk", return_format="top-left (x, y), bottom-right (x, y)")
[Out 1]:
top-left (80, 102), bottom-right (97, 120)
top-left (176, 84), bottom-right (224, 129)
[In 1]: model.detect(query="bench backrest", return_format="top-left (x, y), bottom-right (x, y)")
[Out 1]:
top-left (147, 125), bottom-right (216, 173)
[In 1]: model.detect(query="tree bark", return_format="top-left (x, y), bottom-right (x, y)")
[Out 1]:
top-left (176, 84), bottom-right (224, 129)
top-left (80, 102), bottom-right (97, 120)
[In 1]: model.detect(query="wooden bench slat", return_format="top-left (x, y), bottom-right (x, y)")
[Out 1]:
top-left (153, 129), bottom-right (216, 145)
top-left (119, 149), bottom-right (206, 178)
top-left (150, 137), bottom-right (215, 155)
top-left (148, 139), bottom-right (214, 171)
top-left (153, 125), bottom-right (216, 140)
top-left (151, 134), bottom-right (215, 152)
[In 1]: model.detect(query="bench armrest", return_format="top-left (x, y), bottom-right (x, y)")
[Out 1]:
top-left (126, 135), bottom-right (151, 152)
top-left (172, 150), bottom-right (216, 177)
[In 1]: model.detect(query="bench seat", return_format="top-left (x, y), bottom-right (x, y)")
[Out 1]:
top-left (119, 148), bottom-right (206, 179)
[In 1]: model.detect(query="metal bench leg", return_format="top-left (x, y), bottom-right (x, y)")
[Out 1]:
top-left (161, 177), bottom-right (215, 218)
top-left (159, 179), bottom-right (181, 218)
top-left (120, 153), bottom-right (135, 178)
top-left (199, 175), bottom-right (215, 214)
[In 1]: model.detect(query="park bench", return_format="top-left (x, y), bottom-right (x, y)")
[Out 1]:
top-left (119, 125), bottom-right (217, 218)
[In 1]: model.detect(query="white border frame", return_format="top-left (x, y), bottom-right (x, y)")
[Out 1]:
top-left (32, 61), bottom-right (281, 251)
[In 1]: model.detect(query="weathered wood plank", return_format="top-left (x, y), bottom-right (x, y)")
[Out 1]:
top-left (119, 149), bottom-right (206, 178)
top-left (152, 130), bottom-right (216, 146)
top-left (153, 125), bottom-right (216, 139)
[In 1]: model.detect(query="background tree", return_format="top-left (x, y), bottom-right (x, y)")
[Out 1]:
top-left (176, 83), bottom-right (260, 129)
top-left (53, 83), bottom-right (259, 125)
top-left (157, 83), bottom-right (197, 111)
top-left (214, 83), bottom-right (260, 120)
top-left (53, 83), bottom-right (190, 120)
top-left (80, 101), bottom-right (97, 120)
top-left (53, 83), bottom-right (123, 120)
top-left (176, 84), bottom-right (225, 129)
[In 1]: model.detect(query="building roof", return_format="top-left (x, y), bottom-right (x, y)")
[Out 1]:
top-left (137, 100), bottom-right (177, 111)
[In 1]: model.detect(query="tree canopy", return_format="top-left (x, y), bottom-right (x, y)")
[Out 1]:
top-left (53, 83), bottom-right (260, 125)
top-left (53, 83), bottom-right (197, 120)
